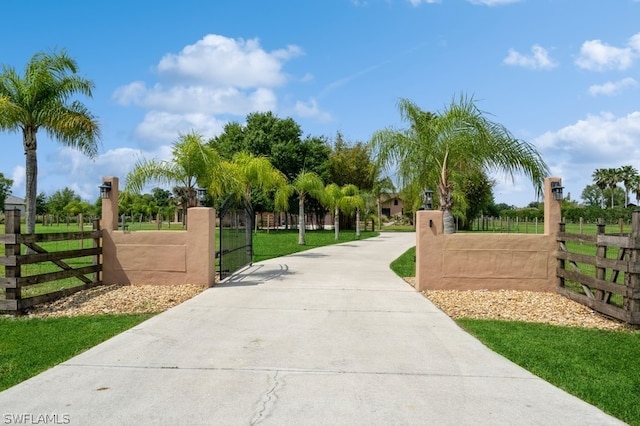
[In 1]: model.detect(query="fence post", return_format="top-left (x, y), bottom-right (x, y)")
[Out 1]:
top-left (557, 222), bottom-right (566, 289)
top-left (595, 221), bottom-right (606, 301)
top-left (4, 210), bottom-right (22, 312)
top-left (626, 211), bottom-right (640, 324)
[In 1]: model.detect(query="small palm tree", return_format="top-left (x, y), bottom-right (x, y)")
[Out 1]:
top-left (370, 95), bottom-right (549, 234)
top-left (339, 184), bottom-right (365, 238)
top-left (292, 171), bottom-right (325, 245)
top-left (0, 50), bottom-right (100, 233)
top-left (125, 131), bottom-right (223, 225)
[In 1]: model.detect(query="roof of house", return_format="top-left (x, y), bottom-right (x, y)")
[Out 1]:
top-left (5, 195), bottom-right (25, 205)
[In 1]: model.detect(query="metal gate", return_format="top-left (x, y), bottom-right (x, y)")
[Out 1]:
top-left (218, 196), bottom-right (252, 279)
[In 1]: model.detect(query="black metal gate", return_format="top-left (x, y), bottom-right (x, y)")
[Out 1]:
top-left (218, 196), bottom-right (252, 279)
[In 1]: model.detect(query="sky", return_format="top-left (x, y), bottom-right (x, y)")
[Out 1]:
top-left (1, 0), bottom-right (639, 207)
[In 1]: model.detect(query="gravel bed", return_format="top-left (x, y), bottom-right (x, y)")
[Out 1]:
top-left (24, 284), bottom-right (205, 318)
top-left (402, 278), bottom-right (630, 331)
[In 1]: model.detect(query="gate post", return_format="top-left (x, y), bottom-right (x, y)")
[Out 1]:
top-left (627, 211), bottom-right (640, 324)
top-left (4, 210), bottom-right (22, 312)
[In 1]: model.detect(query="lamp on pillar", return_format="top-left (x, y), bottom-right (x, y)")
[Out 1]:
top-left (99, 182), bottom-right (112, 199)
top-left (551, 181), bottom-right (564, 201)
top-left (424, 189), bottom-right (434, 210)
top-left (196, 187), bottom-right (207, 207)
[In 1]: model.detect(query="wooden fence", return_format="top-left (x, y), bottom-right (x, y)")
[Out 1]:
top-left (556, 211), bottom-right (640, 326)
top-left (0, 210), bottom-right (102, 314)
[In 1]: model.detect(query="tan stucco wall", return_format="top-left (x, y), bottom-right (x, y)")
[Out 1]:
top-left (100, 177), bottom-right (215, 287)
top-left (415, 177), bottom-right (562, 292)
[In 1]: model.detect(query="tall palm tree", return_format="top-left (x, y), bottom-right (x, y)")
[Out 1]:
top-left (125, 131), bottom-right (223, 225)
top-left (0, 50), bottom-right (100, 233)
top-left (592, 167), bottom-right (620, 209)
top-left (618, 165), bottom-right (637, 208)
top-left (370, 95), bottom-right (549, 233)
top-left (292, 171), bottom-right (325, 245)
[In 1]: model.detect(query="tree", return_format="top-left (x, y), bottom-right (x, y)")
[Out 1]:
top-left (327, 133), bottom-right (375, 190)
top-left (125, 131), bottom-right (223, 225)
top-left (324, 183), bottom-right (364, 240)
top-left (47, 188), bottom-right (81, 217)
top-left (0, 172), bottom-right (13, 212)
top-left (0, 50), bottom-right (100, 234)
top-left (592, 168), bottom-right (619, 209)
top-left (581, 184), bottom-right (604, 207)
top-left (370, 95), bottom-right (549, 233)
top-left (618, 165), bottom-right (637, 208)
top-left (291, 171), bottom-right (325, 245)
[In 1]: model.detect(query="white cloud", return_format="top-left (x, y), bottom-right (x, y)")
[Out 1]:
top-left (468, 0), bottom-right (520, 5)
top-left (156, 34), bottom-right (302, 87)
top-left (575, 33), bottom-right (640, 71)
top-left (503, 45), bottom-right (557, 70)
top-left (10, 166), bottom-right (25, 197)
top-left (588, 77), bottom-right (638, 96)
top-left (533, 111), bottom-right (640, 203)
top-left (294, 98), bottom-right (332, 122)
top-left (112, 34), bottom-right (329, 147)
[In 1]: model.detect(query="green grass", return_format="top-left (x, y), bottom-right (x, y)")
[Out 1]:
top-left (252, 229), bottom-right (379, 262)
top-left (390, 246), bottom-right (415, 277)
top-left (0, 314), bottom-right (153, 392)
top-left (458, 319), bottom-right (640, 425)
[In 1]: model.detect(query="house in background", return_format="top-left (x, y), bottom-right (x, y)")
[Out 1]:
top-left (380, 193), bottom-right (404, 219)
top-left (4, 195), bottom-right (25, 214)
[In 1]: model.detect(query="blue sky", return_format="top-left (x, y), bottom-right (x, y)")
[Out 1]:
top-left (1, 0), bottom-right (639, 207)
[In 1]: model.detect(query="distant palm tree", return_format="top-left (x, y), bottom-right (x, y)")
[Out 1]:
top-left (292, 171), bottom-right (325, 245)
top-left (370, 95), bottom-right (548, 233)
top-left (324, 183), bottom-right (364, 240)
top-left (0, 50), bottom-right (100, 233)
top-left (618, 165), bottom-right (637, 208)
top-left (592, 167), bottom-right (620, 209)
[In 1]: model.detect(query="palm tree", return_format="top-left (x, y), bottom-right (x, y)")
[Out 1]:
top-left (125, 131), bottom-right (223, 225)
top-left (370, 95), bottom-right (549, 233)
top-left (339, 184), bottom-right (365, 238)
top-left (592, 167), bottom-right (620, 209)
top-left (292, 171), bottom-right (325, 245)
top-left (0, 50), bottom-right (100, 234)
top-left (371, 175), bottom-right (396, 230)
top-left (618, 165), bottom-right (637, 208)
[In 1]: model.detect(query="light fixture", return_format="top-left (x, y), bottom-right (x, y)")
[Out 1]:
top-left (551, 181), bottom-right (564, 201)
top-left (196, 187), bottom-right (207, 206)
top-left (99, 182), bottom-right (112, 199)
top-left (424, 189), bottom-right (434, 210)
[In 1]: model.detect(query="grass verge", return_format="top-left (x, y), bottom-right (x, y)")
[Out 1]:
top-left (253, 229), bottom-right (378, 262)
top-left (458, 319), bottom-right (640, 425)
top-left (0, 314), bottom-right (153, 392)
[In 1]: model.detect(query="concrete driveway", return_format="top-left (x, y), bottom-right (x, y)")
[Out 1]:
top-left (0, 232), bottom-right (624, 425)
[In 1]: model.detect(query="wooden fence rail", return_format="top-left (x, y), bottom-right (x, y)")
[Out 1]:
top-left (0, 210), bottom-right (102, 314)
top-left (556, 211), bottom-right (640, 326)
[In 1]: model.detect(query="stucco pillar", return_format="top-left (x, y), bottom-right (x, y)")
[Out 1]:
top-left (415, 209), bottom-right (444, 292)
top-left (101, 176), bottom-right (119, 231)
top-left (186, 207), bottom-right (216, 287)
top-left (543, 177), bottom-right (562, 235)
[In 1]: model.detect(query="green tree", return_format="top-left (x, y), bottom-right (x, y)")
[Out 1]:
top-left (47, 188), bottom-right (81, 217)
top-left (592, 168), bottom-right (620, 209)
top-left (324, 183), bottom-right (364, 240)
top-left (370, 95), bottom-right (549, 233)
top-left (125, 131), bottom-right (223, 225)
top-left (458, 170), bottom-right (495, 230)
top-left (291, 171), bottom-right (325, 245)
top-left (618, 165), bottom-right (637, 208)
top-left (581, 184), bottom-right (604, 207)
top-left (35, 192), bottom-right (47, 216)
top-left (0, 50), bottom-right (100, 233)
top-left (0, 172), bottom-right (13, 212)
top-left (327, 133), bottom-right (375, 190)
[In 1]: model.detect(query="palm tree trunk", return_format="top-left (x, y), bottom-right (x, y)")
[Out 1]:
top-left (356, 209), bottom-right (361, 237)
top-left (24, 129), bottom-right (38, 235)
top-left (443, 209), bottom-right (455, 234)
top-left (334, 207), bottom-right (339, 240)
top-left (298, 195), bottom-right (306, 245)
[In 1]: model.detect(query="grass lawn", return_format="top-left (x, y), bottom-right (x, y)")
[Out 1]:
top-left (252, 229), bottom-right (379, 262)
top-left (0, 314), bottom-right (153, 392)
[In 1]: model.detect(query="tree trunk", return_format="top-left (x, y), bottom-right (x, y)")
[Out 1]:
top-left (298, 195), bottom-right (306, 245)
top-left (23, 128), bottom-right (38, 234)
top-left (443, 209), bottom-right (455, 234)
top-left (334, 207), bottom-right (339, 240)
top-left (356, 209), bottom-right (361, 237)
